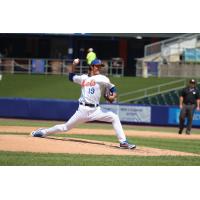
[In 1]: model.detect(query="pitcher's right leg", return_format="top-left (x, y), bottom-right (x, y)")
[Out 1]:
top-left (89, 107), bottom-right (136, 149)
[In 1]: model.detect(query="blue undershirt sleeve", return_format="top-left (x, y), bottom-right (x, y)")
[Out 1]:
top-left (110, 87), bottom-right (117, 93)
top-left (69, 73), bottom-right (75, 82)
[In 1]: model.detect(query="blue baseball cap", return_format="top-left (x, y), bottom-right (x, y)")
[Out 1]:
top-left (91, 59), bottom-right (104, 66)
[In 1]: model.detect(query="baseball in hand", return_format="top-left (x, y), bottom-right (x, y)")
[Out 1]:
top-left (73, 58), bottom-right (80, 65)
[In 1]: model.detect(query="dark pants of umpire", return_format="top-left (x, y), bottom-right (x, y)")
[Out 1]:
top-left (179, 104), bottom-right (196, 132)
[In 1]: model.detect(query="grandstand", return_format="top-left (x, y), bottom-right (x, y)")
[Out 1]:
top-left (131, 89), bottom-right (181, 106)
top-left (136, 33), bottom-right (200, 78)
top-left (118, 79), bottom-right (187, 103)
top-left (127, 81), bottom-right (200, 106)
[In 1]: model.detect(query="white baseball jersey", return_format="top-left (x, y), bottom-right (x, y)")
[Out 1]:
top-left (73, 74), bottom-right (115, 105)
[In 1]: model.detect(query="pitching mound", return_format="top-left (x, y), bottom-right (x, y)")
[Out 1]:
top-left (0, 135), bottom-right (198, 156)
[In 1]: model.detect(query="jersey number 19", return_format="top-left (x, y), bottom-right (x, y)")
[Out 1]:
top-left (89, 87), bottom-right (95, 94)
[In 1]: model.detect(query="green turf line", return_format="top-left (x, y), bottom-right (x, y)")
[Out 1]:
top-left (1, 119), bottom-right (200, 134)
top-left (0, 119), bottom-right (57, 127)
top-left (0, 151), bottom-right (200, 166)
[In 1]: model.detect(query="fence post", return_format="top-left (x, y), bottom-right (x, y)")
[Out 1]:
top-left (11, 59), bottom-right (14, 74)
top-left (45, 59), bottom-right (48, 75)
top-left (121, 60), bottom-right (124, 76)
top-left (62, 60), bottom-right (65, 75)
top-left (142, 61), bottom-right (148, 78)
top-left (28, 59), bottom-right (31, 74)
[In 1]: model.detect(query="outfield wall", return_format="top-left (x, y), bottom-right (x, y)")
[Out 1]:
top-left (1, 98), bottom-right (200, 127)
top-left (0, 98), bottom-right (78, 121)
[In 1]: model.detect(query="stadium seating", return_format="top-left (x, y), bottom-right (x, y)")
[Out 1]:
top-left (130, 85), bottom-right (200, 106)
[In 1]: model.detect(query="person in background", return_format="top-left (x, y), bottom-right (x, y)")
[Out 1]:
top-left (178, 79), bottom-right (200, 135)
top-left (86, 48), bottom-right (96, 65)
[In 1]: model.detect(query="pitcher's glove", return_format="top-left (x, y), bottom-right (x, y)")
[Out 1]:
top-left (104, 89), bottom-right (115, 103)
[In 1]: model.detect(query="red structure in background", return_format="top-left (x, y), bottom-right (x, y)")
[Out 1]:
top-left (119, 38), bottom-right (128, 66)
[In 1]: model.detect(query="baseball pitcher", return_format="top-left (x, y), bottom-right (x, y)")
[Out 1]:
top-left (31, 58), bottom-right (136, 149)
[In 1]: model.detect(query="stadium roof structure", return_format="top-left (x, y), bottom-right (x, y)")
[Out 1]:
top-left (88, 33), bottom-right (185, 38)
top-left (0, 33), bottom-right (185, 39)
top-left (48, 33), bottom-right (186, 39)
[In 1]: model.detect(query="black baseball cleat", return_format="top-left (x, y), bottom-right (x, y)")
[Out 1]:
top-left (186, 130), bottom-right (191, 135)
top-left (178, 129), bottom-right (183, 134)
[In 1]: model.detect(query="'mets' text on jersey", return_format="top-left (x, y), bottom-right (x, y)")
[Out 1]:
top-left (71, 74), bottom-right (115, 105)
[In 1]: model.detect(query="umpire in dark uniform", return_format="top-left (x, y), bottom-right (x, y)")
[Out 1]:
top-left (178, 79), bottom-right (200, 135)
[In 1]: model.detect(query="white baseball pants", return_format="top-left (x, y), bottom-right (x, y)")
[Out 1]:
top-left (42, 105), bottom-right (126, 143)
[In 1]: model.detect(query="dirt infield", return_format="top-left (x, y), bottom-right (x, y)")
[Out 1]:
top-left (0, 125), bottom-right (199, 156)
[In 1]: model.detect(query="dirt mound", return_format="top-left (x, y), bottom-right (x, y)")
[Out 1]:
top-left (0, 135), bottom-right (198, 156)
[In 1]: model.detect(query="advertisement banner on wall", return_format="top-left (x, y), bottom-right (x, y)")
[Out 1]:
top-left (101, 104), bottom-right (119, 115)
top-left (168, 107), bottom-right (200, 126)
top-left (32, 59), bottom-right (45, 73)
top-left (119, 105), bottom-right (151, 123)
top-left (184, 48), bottom-right (200, 63)
top-left (168, 108), bottom-right (180, 125)
top-left (146, 62), bottom-right (158, 77)
top-left (101, 104), bottom-right (151, 123)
